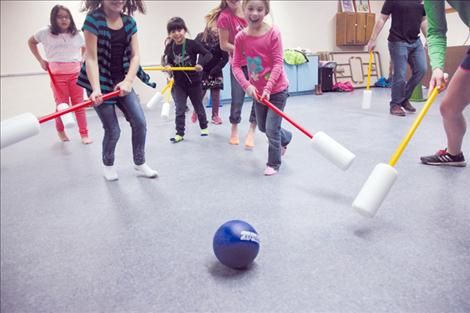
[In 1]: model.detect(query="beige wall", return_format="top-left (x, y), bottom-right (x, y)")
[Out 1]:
top-left (1, 0), bottom-right (469, 119)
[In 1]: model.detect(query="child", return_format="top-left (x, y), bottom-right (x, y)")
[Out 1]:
top-left (78, 0), bottom-right (158, 181)
top-left (162, 17), bottom-right (213, 143)
top-left (232, 0), bottom-right (292, 176)
top-left (28, 5), bottom-right (91, 144)
top-left (207, 0), bottom-right (257, 148)
top-left (194, 23), bottom-right (229, 125)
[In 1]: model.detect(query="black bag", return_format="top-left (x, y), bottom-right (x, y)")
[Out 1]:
top-left (319, 67), bottom-right (334, 92)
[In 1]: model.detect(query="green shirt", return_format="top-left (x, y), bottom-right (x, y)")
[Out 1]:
top-left (424, 0), bottom-right (470, 70)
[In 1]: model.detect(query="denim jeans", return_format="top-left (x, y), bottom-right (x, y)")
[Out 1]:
top-left (94, 90), bottom-right (147, 166)
top-left (172, 82), bottom-right (208, 136)
top-left (230, 66), bottom-right (256, 124)
top-left (388, 39), bottom-right (427, 107)
top-left (254, 89), bottom-right (292, 170)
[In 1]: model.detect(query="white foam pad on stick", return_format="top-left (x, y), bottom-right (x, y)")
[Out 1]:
top-left (1, 113), bottom-right (40, 149)
top-left (352, 163), bottom-right (398, 218)
top-left (362, 90), bottom-right (372, 109)
top-left (310, 131), bottom-right (356, 170)
top-left (57, 103), bottom-right (76, 128)
top-left (161, 102), bottom-right (170, 120)
top-left (147, 92), bottom-right (164, 110)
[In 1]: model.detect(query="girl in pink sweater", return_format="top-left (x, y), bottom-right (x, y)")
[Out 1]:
top-left (232, 0), bottom-right (292, 176)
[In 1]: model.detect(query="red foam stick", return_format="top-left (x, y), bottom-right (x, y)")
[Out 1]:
top-left (255, 92), bottom-right (313, 139)
top-left (46, 66), bottom-right (58, 87)
top-left (38, 90), bottom-right (120, 124)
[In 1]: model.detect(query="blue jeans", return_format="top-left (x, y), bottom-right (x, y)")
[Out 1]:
top-left (230, 66), bottom-right (256, 124)
top-left (94, 90), bottom-right (147, 166)
top-left (388, 39), bottom-right (427, 107)
top-left (254, 89), bottom-right (292, 170)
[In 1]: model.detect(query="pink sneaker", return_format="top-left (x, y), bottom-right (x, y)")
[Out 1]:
top-left (263, 166), bottom-right (278, 176)
top-left (211, 115), bottom-right (223, 125)
top-left (191, 112), bottom-right (198, 123)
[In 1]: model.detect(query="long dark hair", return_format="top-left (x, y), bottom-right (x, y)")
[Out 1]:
top-left (81, 0), bottom-right (146, 15)
top-left (49, 5), bottom-right (78, 35)
top-left (166, 17), bottom-right (188, 34)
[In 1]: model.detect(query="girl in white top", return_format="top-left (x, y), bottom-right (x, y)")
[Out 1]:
top-left (28, 4), bottom-right (92, 144)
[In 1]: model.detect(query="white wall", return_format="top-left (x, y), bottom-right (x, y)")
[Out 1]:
top-left (1, 0), bottom-right (469, 119)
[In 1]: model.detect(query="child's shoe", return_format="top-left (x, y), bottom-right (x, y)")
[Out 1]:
top-left (263, 166), bottom-right (278, 176)
top-left (134, 163), bottom-right (158, 178)
top-left (170, 135), bottom-right (184, 143)
top-left (191, 112), bottom-right (198, 123)
top-left (201, 128), bottom-right (209, 136)
top-left (103, 165), bottom-right (118, 181)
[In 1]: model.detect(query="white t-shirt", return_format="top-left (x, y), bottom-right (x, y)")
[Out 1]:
top-left (34, 27), bottom-right (85, 62)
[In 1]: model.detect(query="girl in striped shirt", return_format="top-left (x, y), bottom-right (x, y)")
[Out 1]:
top-left (79, 0), bottom-right (158, 181)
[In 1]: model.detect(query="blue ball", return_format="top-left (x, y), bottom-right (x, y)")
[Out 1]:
top-left (213, 220), bottom-right (260, 269)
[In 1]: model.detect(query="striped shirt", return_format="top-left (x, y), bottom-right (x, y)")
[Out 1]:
top-left (77, 8), bottom-right (155, 104)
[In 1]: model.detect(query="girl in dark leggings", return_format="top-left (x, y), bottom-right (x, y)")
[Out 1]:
top-left (162, 17), bottom-right (213, 143)
top-left (194, 23), bottom-right (229, 125)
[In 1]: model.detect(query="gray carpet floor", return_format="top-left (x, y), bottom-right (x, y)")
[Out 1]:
top-left (1, 88), bottom-right (469, 313)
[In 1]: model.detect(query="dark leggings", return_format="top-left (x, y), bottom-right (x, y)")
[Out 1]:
top-left (172, 82), bottom-right (208, 136)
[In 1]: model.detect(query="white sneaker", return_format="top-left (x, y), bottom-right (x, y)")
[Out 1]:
top-left (134, 163), bottom-right (158, 178)
top-left (103, 165), bottom-right (118, 181)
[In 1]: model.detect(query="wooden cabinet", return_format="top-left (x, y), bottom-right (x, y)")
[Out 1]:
top-left (336, 12), bottom-right (375, 46)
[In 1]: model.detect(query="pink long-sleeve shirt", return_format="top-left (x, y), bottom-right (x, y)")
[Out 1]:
top-left (216, 7), bottom-right (248, 66)
top-left (232, 26), bottom-right (289, 95)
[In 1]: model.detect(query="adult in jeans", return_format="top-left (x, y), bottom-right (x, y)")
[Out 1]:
top-left (420, 0), bottom-right (469, 167)
top-left (78, 0), bottom-right (158, 181)
top-left (368, 0), bottom-right (428, 117)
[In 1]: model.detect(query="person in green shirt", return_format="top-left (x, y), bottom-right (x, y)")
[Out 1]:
top-left (420, 0), bottom-right (470, 167)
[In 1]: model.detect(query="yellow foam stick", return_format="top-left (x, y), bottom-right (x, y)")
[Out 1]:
top-left (366, 51), bottom-right (373, 91)
top-left (353, 86), bottom-right (442, 218)
top-left (164, 79), bottom-right (174, 103)
top-left (389, 87), bottom-right (440, 166)
top-left (144, 67), bottom-right (196, 71)
top-left (161, 79), bottom-right (174, 95)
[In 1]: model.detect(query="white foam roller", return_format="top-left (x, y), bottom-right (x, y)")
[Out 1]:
top-left (362, 89), bottom-right (372, 109)
top-left (147, 92), bottom-right (164, 110)
top-left (1, 113), bottom-right (40, 149)
top-left (352, 163), bottom-right (398, 218)
top-left (161, 102), bottom-right (170, 120)
top-left (57, 103), bottom-right (76, 128)
top-left (310, 131), bottom-right (356, 170)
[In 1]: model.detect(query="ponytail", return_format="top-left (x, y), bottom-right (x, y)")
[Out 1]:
top-left (205, 0), bottom-right (228, 28)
